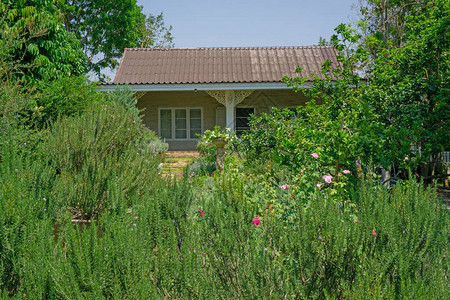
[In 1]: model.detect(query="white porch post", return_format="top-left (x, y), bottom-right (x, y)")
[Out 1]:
top-left (206, 90), bottom-right (254, 131)
top-left (225, 104), bottom-right (235, 129)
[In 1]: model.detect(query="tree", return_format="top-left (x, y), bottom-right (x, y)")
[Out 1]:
top-left (57, 0), bottom-right (174, 79)
top-left (356, 0), bottom-right (428, 59)
top-left (0, 0), bottom-right (87, 86)
top-left (282, 24), bottom-right (383, 174)
top-left (367, 0), bottom-right (450, 177)
top-left (139, 12), bottom-right (174, 48)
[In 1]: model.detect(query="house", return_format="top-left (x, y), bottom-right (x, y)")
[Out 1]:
top-left (99, 47), bottom-right (338, 150)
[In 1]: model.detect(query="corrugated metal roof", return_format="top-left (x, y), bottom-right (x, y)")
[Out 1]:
top-left (112, 46), bottom-right (339, 85)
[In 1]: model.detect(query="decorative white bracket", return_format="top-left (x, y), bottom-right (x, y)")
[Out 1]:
top-left (206, 90), bottom-right (254, 130)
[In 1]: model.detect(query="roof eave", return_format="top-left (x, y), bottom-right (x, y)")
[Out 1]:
top-left (98, 81), bottom-right (314, 92)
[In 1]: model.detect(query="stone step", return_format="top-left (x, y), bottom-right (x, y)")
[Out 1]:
top-left (160, 151), bottom-right (199, 179)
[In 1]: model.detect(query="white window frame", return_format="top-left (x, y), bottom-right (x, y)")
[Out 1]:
top-left (158, 107), bottom-right (203, 140)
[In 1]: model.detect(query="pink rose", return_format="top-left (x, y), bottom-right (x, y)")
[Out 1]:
top-left (198, 209), bottom-right (204, 216)
top-left (316, 183), bottom-right (322, 189)
top-left (281, 184), bottom-right (290, 190)
top-left (322, 175), bottom-right (333, 184)
top-left (342, 170), bottom-right (351, 174)
top-left (311, 153), bottom-right (319, 159)
top-left (252, 216), bottom-right (261, 226)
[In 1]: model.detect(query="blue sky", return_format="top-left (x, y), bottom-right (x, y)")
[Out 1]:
top-left (137, 0), bottom-right (358, 48)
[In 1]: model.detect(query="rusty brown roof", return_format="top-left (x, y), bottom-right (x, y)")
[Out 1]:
top-left (112, 46), bottom-right (338, 85)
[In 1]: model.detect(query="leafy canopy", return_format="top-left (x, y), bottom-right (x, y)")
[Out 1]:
top-left (56, 0), bottom-right (174, 79)
top-left (368, 0), bottom-right (450, 164)
top-left (0, 0), bottom-right (87, 86)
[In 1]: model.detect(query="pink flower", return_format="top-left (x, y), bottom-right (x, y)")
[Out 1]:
top-left (311, 153), bottom-right (319, 159)
top-left (252, 216), bottom-right (260, 226)
top-left (198, 209), bottom-right (204, 216)
top-left (281, 184), bottom-right (290, 190)
top-left (300, 168), bottom-right (306, 174)
top-left (322, 175), bottom-right (333, 184)
top-left (342, 170), bottom-right (351, 174)
top-left (372, 230), bottom-right (376, 236)
top-left (316, 183), bottom-right (322, 189)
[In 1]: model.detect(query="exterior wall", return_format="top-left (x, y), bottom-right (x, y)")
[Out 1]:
top-left (138, 91), bottom-right (219, 150)
top-left (137, 89), bottom-right (309, 151)
top-left (237, 90), bottom-right (309, 115)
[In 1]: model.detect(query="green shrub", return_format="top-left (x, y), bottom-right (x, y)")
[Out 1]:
top-left (186, 159), bottom-right (215, 177)
top-left (239, 108), bottom-right (360, 201)
top-left (0, 167), bottom-right (448, 298)
top-left (41, 96), bottom-right (159, 219)
top-left (33, 76), bottom-right (104, 129)
top-left (148, 139), bottom-right (169, 154)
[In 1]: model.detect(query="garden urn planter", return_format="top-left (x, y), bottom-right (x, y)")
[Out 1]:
top-left (212, 138), bottom-right (227, 172)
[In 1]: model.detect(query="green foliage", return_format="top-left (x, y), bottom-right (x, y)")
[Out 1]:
top-left (283, 14), bottom-right (449, 175)
top-left (239, 106), bottom-right (359, 206)
top-left (0, 84), bottom-right (47, 159)
top-left (367, 0), bottom-right (450, 169)
top-left (57, 0), bottom-right (173, 79)
top-left (186, 159), bottom-right (216, 177)
top-left (56, 0), bottom-right (144, 77)
top-left (33, 75), bottom-right (104, 128)
top-left (0, 89), bottom-right (448, 296)
top-left (148, 139), bottom-right (169, 154)
top-left (282, 24), bottom-right (382, 170)
top-left (1, 152), bottom-right (447, 298)
top-left (139, 12), bottom-right (174, 48)
top-left (106, 85), bottom-right (139, 115)
top-left (0, 0), bottom-right (87, 86)
top-left (356, 0), bottom-right (428, 57)
top-left (41, 98), bottom-right (159, 218)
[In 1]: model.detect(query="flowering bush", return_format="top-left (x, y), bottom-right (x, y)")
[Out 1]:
top-left (196, 126), bottom-right (237, 165)
top-left (197, 126), bottom-right (236, 146)
top-left (239, 108), bottom-right (360, 202)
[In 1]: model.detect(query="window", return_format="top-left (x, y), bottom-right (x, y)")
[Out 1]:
top-left (235, 107), bottom-right (254, 136)
top-left (190, 109), bottom-right (202, 138)
top-left (160, 109), bottom-right (172, 139)
top-left (175, 109), bottom-right (187, 139)
top-left (159, 108), bottom-right (202, 140)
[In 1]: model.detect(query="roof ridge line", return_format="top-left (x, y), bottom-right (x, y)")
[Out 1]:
top-left (124, 46), bottom-right (335, 51)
